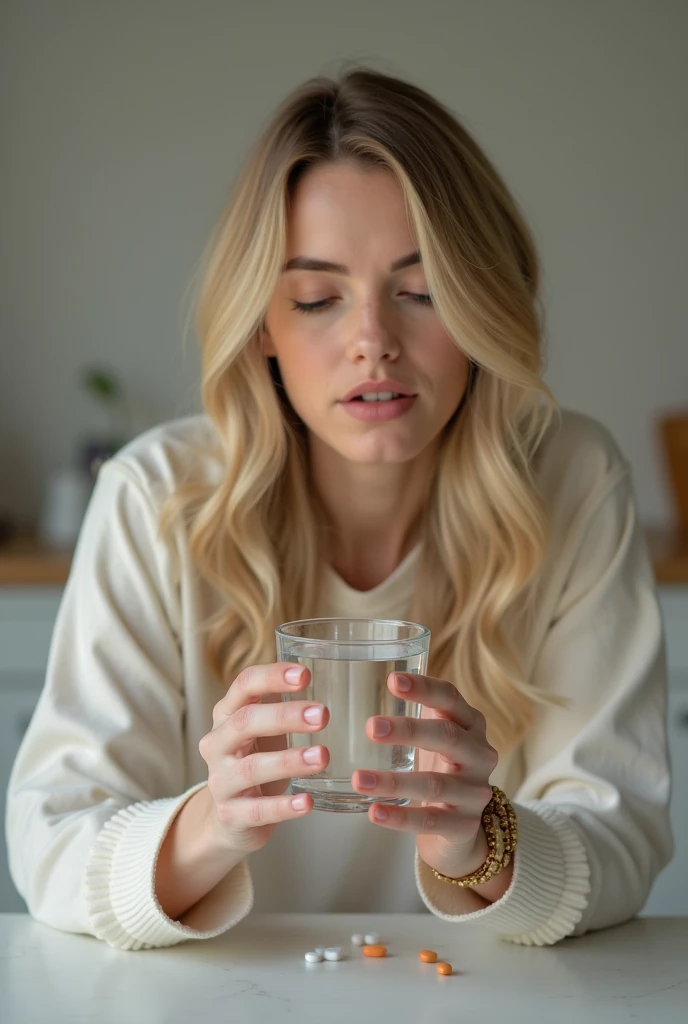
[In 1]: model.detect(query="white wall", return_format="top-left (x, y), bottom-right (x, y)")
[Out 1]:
top-left (1, 0), bottom-right (686, 525)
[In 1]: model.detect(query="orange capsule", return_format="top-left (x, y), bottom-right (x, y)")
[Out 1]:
top-left (436, 961), bottom-right (453, 976)
top-left (362, 944), bottom-right (387, 958)
top-left (419, 949), bottom-right (437, 963)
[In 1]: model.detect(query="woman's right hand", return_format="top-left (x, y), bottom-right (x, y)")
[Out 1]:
top-left (198, 662), bottom-right (330, 856)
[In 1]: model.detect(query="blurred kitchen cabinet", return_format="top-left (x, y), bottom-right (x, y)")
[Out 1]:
top-left (0, 587), bottom-right (62, 911)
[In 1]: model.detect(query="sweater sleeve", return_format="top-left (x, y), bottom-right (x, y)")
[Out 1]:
top-left (4, 459), bottom-right (253, 950)
top-left (415, 464), bottom-right (673, 945)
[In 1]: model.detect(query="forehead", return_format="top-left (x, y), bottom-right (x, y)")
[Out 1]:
top-left (286, 162), bottom-right (417, 262)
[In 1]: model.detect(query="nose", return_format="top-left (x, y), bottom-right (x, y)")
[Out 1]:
top-left (346, 300), bottom-right (401, 366)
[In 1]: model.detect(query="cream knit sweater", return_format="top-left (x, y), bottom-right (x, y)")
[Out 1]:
top-left (5, 410), bottom-right (673, 949)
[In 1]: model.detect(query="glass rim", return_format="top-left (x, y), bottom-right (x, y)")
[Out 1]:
top-left (275, 616), bottom-right (431, 646)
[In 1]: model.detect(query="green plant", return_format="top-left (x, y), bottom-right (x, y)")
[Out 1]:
top-left (81, 366), bottom-right (130, 441)
top-left (82, 369), bottom-right (123, 402)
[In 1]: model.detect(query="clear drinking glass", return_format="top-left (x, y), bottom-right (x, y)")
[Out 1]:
top-left (276, 617), bottom-right (431, 812)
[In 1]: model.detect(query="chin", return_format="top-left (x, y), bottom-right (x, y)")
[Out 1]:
top-left (340, 437), bottom-right (427, 464)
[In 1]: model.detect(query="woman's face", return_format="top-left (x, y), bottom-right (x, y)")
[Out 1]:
top-left (263, 162), bottom-right (471, 465)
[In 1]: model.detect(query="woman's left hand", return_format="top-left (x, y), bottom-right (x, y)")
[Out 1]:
top-left (351, 672), bottom-right (499, 880)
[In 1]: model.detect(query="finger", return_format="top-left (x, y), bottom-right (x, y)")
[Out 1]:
top-left (200, 700), bottom-right (329, 761)
top-left (226, 745), bottom-right (329, 797)
top-left (219, 791), bottom-right (316, 831)
top-left (365, 801), bottom-right (483, 841)
top-left (230, 700), bottom-right (328, 749)
top-left (351, 769), bottom-right (491, 810)
top-left (365, 713), bottom-right (485, 762)
top-left (213, 663), bottom-right (312, 724)
top-left (387, 672), bottom-right (476, 729)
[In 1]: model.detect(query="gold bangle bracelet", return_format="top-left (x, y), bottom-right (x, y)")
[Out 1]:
top-left (426, 786), bottom-right (517, 888)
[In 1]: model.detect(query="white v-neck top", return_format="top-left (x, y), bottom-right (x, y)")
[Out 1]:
top-left (5, 410), bottom-right (672, 950)
top-left (323, 544), bottom-right (421, 617)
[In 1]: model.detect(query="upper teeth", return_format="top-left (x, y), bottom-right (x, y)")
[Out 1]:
top-left (360, 392), bottom-right (400, 402)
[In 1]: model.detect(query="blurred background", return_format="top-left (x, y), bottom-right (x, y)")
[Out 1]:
top-left (1, 0), bottom-right (687, 532)
top-left (0, 0), bottom-right (686, 910)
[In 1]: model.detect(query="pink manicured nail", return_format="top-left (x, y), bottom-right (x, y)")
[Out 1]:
top-left (373, 805), bottom-right (389, 822)
top-left (394, 673), bottom-right (413, 692)
top-left (303, 705), bottom-right (324, 725)
top-left (285, 667), bottom-right (304, 684)
top-left (357, 771), bottom-right (377, 790)
top-left (303, 745), bottom-right (323, 764)
top-left (372, 718), bottom-right (392, 738)
top-left (292, 795), bottom-right (309, 811)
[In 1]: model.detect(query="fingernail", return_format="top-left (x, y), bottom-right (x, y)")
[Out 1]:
top-left (292, 795), bottom-right (309, 810)
top-left (372, 718), bottom-right (392, 738)
top-left (394, 673), bottom-right (413, 692)
top-left (357, 771), bottom-right (377, 790)
top-left (303, 704), bottom-right (324, 725)
top-left (285, 667), bottom-right (304, 685)
top-left (373, 805), bottom-right (389, 822)
top-left (303, 745), bottom-right (323, 764)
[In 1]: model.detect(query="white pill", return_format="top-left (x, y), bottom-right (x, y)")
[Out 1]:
top-left (304, 951), bottom-right (323, 963)
top-left (351, 933), bottom-right (364, 946)
top-left (324, 947), bottom-right (343, 961)
top-left (314, 946), bottom-right (325, 956)
top-left (364, 932), bottom-right (381, 945)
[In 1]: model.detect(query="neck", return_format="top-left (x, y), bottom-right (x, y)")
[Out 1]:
top-left (309, 435), bottom-right (437, 591)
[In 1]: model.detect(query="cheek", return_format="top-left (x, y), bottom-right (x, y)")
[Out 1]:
top-left (424, 332), bottom-right (471, 401)
top-left (274, 341), bottom-right (332, 420)
top-left (263, 307), bottom-right (339, 425)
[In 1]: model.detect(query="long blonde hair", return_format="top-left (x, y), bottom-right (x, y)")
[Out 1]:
top-left (161, 66), bottom-right (562, 755)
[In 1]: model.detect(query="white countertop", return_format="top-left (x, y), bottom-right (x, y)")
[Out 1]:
top-left (1, 913), bottom-right (686, 1023)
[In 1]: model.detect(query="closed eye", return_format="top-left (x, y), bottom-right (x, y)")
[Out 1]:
top-left (291, 293), bottom-right (433, 315)
top-left (291, 298), bottom-right (332, 314)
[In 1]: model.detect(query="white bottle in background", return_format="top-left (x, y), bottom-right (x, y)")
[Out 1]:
top-left (38, 467), bottom-right (93, 550)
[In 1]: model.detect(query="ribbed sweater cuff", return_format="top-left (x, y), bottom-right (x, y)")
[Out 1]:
top-left (84, 783), bottom-right (254, 950)
top-left (415, 800), bottom-right (591, 946)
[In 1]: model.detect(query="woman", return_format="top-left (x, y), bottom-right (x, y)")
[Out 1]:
top-left (6, 67), bottom-right (672, 951)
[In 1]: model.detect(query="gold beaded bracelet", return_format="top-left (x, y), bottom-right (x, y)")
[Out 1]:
top-left (426, 786), bottom-right (517, 887)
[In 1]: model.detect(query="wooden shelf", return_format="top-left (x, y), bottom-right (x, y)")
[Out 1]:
top-left (1, 528), bottom-right (687, 588)
top-left (645, 527), bottom-right (688, 585)
top-left (0, 534), bottom-right (73, 587)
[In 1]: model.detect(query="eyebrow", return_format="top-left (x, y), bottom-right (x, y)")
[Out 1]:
top-left (282, 250), bottom-right (421, 274)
